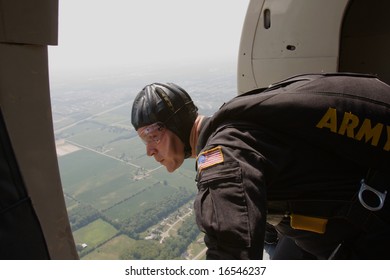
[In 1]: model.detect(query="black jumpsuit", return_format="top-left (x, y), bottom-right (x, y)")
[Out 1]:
top-left (193, 73), bottom-right (390, 259)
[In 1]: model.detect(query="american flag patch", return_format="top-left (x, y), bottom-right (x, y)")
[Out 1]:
top-left (197, 146), bottom-right (224, 171)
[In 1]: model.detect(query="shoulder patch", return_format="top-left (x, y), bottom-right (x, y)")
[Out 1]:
top-left (197, 146), bottom-right (224, 171)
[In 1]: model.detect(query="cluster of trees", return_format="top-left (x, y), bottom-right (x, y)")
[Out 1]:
top-left (69, 187), bottom-right (195, 239)
top-left (119, 187), bottom-right (195, 239)
top-left (121, 215), bottom-right (201, 260)
top-left (103, 125), bottom-right (129, 134)
top-left (68, 204), bottom-right (100, 231)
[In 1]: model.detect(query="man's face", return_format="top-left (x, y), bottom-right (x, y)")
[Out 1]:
top-left (137, 123), bottom-right (185, 173)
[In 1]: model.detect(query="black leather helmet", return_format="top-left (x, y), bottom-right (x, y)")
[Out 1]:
top-left (131, 83), bottom-right (198, 158)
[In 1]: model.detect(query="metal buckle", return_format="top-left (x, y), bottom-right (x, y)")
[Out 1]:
top-left (358, 179), bottom-right (387, 211)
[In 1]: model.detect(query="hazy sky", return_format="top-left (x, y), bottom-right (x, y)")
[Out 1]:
top-left (48, 0), bottom-right (250, 75)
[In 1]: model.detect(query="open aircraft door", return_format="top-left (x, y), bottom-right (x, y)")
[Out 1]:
top-left (238, 0), bottom-right (390, 93)
top-left (0, 0), bottom-right (78, 259)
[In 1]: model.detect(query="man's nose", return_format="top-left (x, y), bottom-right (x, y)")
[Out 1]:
top-left (146, 144), bottom-right (156, 156)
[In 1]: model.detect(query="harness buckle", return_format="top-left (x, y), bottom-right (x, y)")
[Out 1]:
top-left (358, 179), bottom-right (387, 211)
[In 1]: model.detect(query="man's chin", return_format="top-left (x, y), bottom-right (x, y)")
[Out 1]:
top-left (164, 163), bottom-right (180, 173)
top-left (165, 166), bottom-right (176, 173)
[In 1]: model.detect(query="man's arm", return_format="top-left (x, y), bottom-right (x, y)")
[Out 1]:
top-left (194, 141), bottom-right (267, 259)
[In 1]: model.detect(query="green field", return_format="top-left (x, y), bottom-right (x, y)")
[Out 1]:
top-left (82, 234), bottom-right (137, 260)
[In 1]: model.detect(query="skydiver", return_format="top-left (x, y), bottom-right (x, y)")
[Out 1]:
top-left (131, 73), bottom-right (390, 259)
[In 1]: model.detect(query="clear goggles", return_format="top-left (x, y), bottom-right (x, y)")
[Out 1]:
top-left (138, 122), bottom-right (166, 145)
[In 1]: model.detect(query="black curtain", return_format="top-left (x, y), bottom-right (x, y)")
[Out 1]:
top-left (0, 108), bottom-right (50, 259)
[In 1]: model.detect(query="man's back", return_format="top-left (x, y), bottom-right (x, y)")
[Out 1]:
top-left (195, 73), bottom-right (390, 259)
